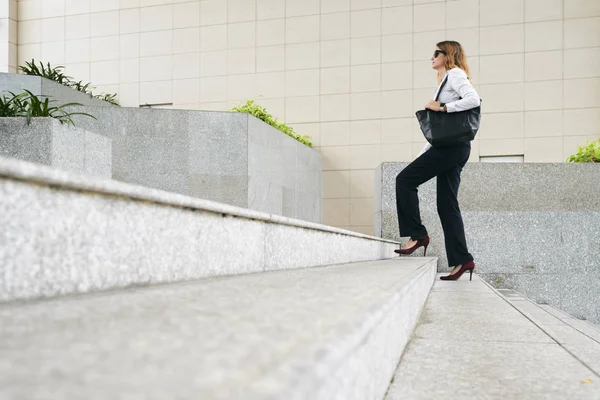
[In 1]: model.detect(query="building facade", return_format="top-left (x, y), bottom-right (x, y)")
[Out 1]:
top-left (2, 0), bottom-right (600, 234)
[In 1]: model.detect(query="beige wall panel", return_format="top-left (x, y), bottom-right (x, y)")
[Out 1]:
top-left (524, 137), bottom-right (564, 162)
top-left (480, 0), bottom-right (524, 26)
top-left (350, 198), bottom-right (375, 226)
top-left (350, 169), bottom-right (376, 198)
top-left (383, 5), bottom-right (413, 35)
top-left (322, 198), bottom-right (350, 226)
top-left (323, 170), bottom-right (351, 199)
top-left (321, 122), bottom-right (351, 146)
top-left (478, 113), bottom-right (525, 140)
top-left (524, 111), bottom-right (563, 138)
top-left (525, 0), bottom-right (562, 22)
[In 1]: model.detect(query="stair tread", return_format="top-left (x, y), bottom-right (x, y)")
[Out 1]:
top-left (385, 276), bottom-right (600, 399)
top-left (0, 257), bottom-right (436, 399)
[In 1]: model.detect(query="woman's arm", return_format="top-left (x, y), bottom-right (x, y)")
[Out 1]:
top-left (445, 68), bottom-right (480, 113)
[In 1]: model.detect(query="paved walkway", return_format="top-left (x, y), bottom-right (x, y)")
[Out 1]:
top-left (386, 275), bottom-right (600, 400)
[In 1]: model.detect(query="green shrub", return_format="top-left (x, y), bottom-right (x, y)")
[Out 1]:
top-left (94, 93), bottom-right (119, 106)
top-left (0, 92), bottom-right (24, 117)
top-left (19, 59), bottom-right (120, 106)
top-left (70, 80), bottom-right (95, 95)
top-left (231, 99), bottom-right (313, 148)
top-left (566, 139), bottom-right (600, 163)
top-left (19, 60), bottom-right (72, 85)
top-left (0, 90), bottom-right (96, 125)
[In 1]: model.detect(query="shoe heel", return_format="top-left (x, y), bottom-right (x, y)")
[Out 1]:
top-left (469, 269), bottom-right (473, 281)
top-left (423, 244), bottom-right (428, 257)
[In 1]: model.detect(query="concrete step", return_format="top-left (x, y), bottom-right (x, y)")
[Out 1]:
top-left (0, 156), bottom-right (398, 302)
top-left (0, 257), bottom-right (437, 400)
top-left (385, 275), bottom-right (600, 400)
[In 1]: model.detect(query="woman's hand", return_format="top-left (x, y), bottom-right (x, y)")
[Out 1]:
top-left (425, 100), bottom-right (442, 112)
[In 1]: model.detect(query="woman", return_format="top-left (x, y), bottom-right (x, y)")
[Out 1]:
top-left (394, 41), bottom-right (480, 281)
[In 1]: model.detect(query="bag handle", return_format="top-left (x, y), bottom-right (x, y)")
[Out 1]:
top-left (434, 75), bottom-right (449, 102)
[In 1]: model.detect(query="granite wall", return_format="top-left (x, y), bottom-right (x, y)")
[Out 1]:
top-left (375, 162), bottom-right (600, 324)
top-left (69, 107), bottom-right (322, 223)
top-left (0, 73), bottom-right (111, 107)
top-left (0, 117), bottom-right (111, 179)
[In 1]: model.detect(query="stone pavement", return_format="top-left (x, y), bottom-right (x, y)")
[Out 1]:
top-left (386, 275), bottom-right (600, 400)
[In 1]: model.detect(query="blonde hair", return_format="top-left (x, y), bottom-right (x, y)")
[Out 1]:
top-left (436, 41), bottom-right (471, 82)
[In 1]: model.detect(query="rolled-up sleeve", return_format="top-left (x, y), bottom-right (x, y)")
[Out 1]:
top-left (445, 69), bottom-right (481, 113)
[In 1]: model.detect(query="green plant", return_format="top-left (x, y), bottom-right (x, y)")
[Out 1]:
top-left (18, 59), bottom-right (119, 106)
top-left (566, 139), bottom-right (600, 163)
top-left (19, 60), bottom-right (73, 85)
top-left (231, 99), bottom-right (313, 148)
top-left (0, 92), bottom-right (26, 117)
top-left (95, 93), bottom-right (120, 106)
top-left (1, 90), bottom-right (96, 125)
top-left (70, 80), bottom-right (95, 95)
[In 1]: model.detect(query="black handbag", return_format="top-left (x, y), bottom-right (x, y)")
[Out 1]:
top-left (415, 76), bottom-right (481, 147)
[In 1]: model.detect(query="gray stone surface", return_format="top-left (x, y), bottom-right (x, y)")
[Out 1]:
top-left (506, 296), bottom-right (567, 325)
top-left (0, 156), bottom-right (393, 302)
top-left (0, 73), bottom-right (42, 95)
top-left (376, 162), bottom-right (600, 214)
top-left (481, 272), bottom-right (600, 324)
top-left (263, 223), bottom-right (404, 271)
top-left (188, 111), bottom-right (248, 177)
top-left (542, 308), bottom-right (600, 342)
top-left (52, 121), bottom-right (85, 174)
top-left (502, 290), bottom-right (600, 337)
top-left (386, 275), bottom-right (600, 400)
top-left (70, 107), bottom-right (322, 222)
top-left (413, 288), bottom-right (555, 344)
top-left (0, 118), bottom-right (52, 165)
top-left (498, 289), bottom-right (600, 376)
top-left (189, 174), bottom-right (247, 208)
top-left (0, 117), bottom-right (111, 179)
top-left (0, 73), bottom-right (110, 107)
top-left (248, 115), bottom-right (321, 222)
top-left (376, 162), bottom-right (600, 324)
top-left (0, 258), bottom-right (436, 400)
top-left (84, 131), bottom-right (112, 178)
top-left (387, 340), bottom-right (600, 399)
top-left (248, 176), bottom-right (283, 215)
top-left (564, 344), bottom-right (600, 376)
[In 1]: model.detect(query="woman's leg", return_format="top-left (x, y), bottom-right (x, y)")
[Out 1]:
top-left (436, 151), bottom-right (474, 267)
top-left (395, 171), bottom-right (428, 241)
top-left (396, 145), bottom-right (471, 240)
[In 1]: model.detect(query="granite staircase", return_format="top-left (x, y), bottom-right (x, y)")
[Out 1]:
top-left (0, 156), bottom-right (437, 399)
top-left (2, 156), bottom-right (599, 399)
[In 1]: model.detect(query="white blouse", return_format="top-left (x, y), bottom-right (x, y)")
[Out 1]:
top-left (435, 68), bottom-right (480, 113)
top-left (418, 68), bottom-right (480, 156)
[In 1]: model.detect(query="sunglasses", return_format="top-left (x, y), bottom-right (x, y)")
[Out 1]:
top-left (433, 50), bottom-right (447, 58)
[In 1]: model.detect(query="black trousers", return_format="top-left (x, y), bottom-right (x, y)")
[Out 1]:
top-left (395, 143), bottom-right (474, 267)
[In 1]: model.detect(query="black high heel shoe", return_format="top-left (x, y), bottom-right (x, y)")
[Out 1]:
top-left (394, 235), bottom-right (430, 256)
top-left (440, 261), bottom-right (475, 281)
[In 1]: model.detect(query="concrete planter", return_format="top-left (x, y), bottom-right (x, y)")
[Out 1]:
top-left (0, 73), bottom-right (111, 107)
top-left (69, 107), bottom-right (322, 223)
top-left (0, 117), bottom-right (112, 179)
top-left (375, 161), bottom-right (600, 324)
